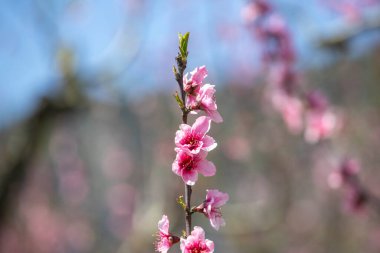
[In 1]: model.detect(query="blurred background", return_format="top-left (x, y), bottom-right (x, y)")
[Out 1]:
top-left (1, 0), bottom-right (380, 252)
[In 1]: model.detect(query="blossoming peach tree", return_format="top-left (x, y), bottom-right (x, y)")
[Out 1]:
top-left (242, 0), bottom-right (380, 215)
top-left (155, 33), bottom-right (228, 253)
top-left (242, 0), bottom-right (341, 143)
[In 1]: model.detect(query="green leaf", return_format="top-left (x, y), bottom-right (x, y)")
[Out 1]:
top-left (177, 195), bottom-right (186, 210)
top-left (173, 92), bottom-right (184, 110)
top-left (182, 32), bottom-right (189, 53)
top-left (172, 65), bottom-right (178, 76)
top-left (178, 32), bottom-right (190, 59)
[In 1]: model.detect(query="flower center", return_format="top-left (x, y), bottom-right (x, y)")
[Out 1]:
top-left (184, 159), bottom-right (194, 171)
top-left (180, 154), bottom-right (195, 171)
top-left (185, 135), bottom-right (200, 151)
top-left (188, 243), bottom-right (208, 253)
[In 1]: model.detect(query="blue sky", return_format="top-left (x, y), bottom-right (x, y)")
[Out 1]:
top-left (1, 0), bottom-right (379, 128)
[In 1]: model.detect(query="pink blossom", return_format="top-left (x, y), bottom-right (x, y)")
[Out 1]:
top-left (241, 0), bottom-right (271, 24)
top-left (155, 215), bottom-right (179, 253)
top-left (264, 13), bottom-right (288, 38)
top-left (187, 84), bottom-right (223, 123)
top-left (344, 185), bottom-right (368, 213)
top-left (340, 158), bottom-right (360, 182)
top-left (321, 0), bottom-right (362, 23)
top-left (328, 158), bottom-right (360, 189)
top-left (198, 84), bottom-right (223, 123)
top-left (306, 90), bottom-right (328, 112)
top-left (260, 14), bottom-right (294, 63)
top-left (180, 226), bottom-right (214, 253)
top-left (175, 116), bottom-right (217, 155)
top-left (182, 66), bottom-right (223, 123)
top-left (183, 66), bottom-right (208, 94)
top-left (304, 110), bottom-right (338, 143)
top-left (329, 158), bottom-right (367, 213)
top-left (198, 189), bottom-right (229, 230)
top-left (271, 91), bottom-right (303, 134)
top-left (268, 64), bottom-right (297, 93)
top-left (304, 91), bottom-right (341, 143)
top-left (172, 150), bottom-right (216, 185)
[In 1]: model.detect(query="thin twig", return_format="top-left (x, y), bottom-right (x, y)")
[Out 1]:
top-left (174, 50), bottom-right (192, 236)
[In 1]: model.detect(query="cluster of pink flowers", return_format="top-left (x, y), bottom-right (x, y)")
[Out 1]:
top-left (304, 91), bottom-right (341, 143)
top-left (242, 0), bottom-right (380, 219)
top-left (184, 66), bottom-right (223, 123)
top-left (173, 116), bottom-right (217, 185)
top-left (243, 0), bottom-right (341, 143)
top-left (329, 158), bottom-right (368, 213)
top-left (320, 0), bottom-right (380, 23)
top-left (242, 0), bottom-right (380, 223)
top-left (155, 61), bottom-right (228, 252)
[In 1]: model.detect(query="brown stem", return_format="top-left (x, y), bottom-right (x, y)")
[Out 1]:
top-left (174, 54), bottom-right (192, 236)
top-left (181, 98), bottom-right (191, 236)
top-left (181, 83), bottom-right (192, 237)
top-left (182, 105), bottom-right (191, 236)
top-left (185, 184), bottom-right (192, 235)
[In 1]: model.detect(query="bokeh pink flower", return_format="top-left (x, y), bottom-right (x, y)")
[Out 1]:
top-left (329, 158), bottom-right (368, 213)
top-left (304, 110), bottom-right (339, 143)
top-left (304, 91), bottom-right (341, 143)
top-left (241, 0), bottom-right (271, 24)
top-left (271, 91), bottom-right (303, 134)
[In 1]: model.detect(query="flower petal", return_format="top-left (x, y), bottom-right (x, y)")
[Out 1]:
top-left (158, 215), bottom-right (169, 234)
top-left (156, 239), bottom-right (170, 253)
top-left (182, 169), bottom-right (198, 185)
top-left (191, 226), bottom-right (205, 241)
top-left (202, 135), bottom-right (217, 151)
top-left (191, 66), bottom-right (208, 84)
top-left (206, 189), bottom-right (229, 207)
top-left (180, 238), bottom-right (186, 252)
top-left (206, 109), bottom-right (223, 123)
top-left (210, 214), bottom-right (226, 231)
top-left (197, 160), bottom-right (216, 177)
top-left (192, 116), bottom-right (211, 136)
top-left (200, 84), bottom-right (215, 96)
top-left (205, 239), bottom-right (215, 252)
top-left (172, 159), bottom-right (180, 176)
top-left (179, 124), bottom-right (192, 132)
top-left (197, 150), bottom-right (208, 160)
top-left (175, 130), bottom-right (185, 146)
